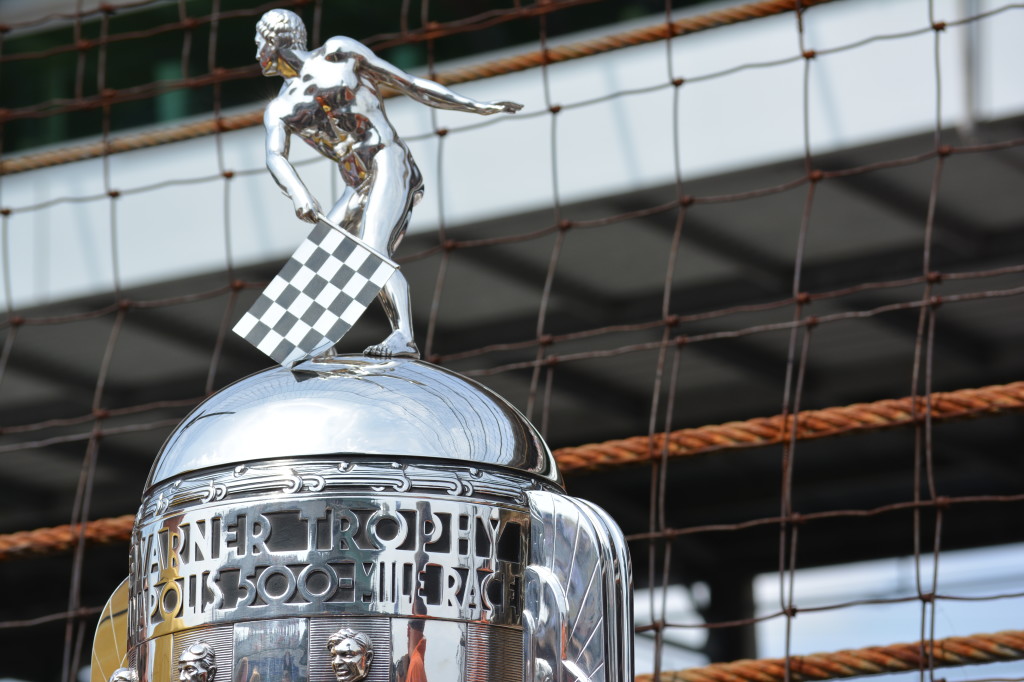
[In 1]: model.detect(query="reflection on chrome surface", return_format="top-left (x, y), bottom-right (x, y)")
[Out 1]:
top-left (149, 356), bottom-right (558, 488)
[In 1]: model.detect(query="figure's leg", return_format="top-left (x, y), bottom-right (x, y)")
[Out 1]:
top-left (363, 222), bottom-right (418, 358)
top-left (360, 149), bottom-right (421, 359)
top-left (326, 183), bottom-right (363, 233)
top-left (369, 269), bottom-right (418, 358)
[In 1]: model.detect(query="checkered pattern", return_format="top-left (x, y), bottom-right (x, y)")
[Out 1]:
top-left (233, 221), bottom-right (397, 366)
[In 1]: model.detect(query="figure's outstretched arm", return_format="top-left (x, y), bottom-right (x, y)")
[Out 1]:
top-left (264, 106), bottom-right (321, 223)
top-left (380, 65), bottom-right (523, 115)
top-left (328, 37), bottom-right (522, 115)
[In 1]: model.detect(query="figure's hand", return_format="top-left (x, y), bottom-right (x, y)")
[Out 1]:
top-left (489, 101), bottom-right (523, 115)
top-left (293, 193), bottom-right (321, 223)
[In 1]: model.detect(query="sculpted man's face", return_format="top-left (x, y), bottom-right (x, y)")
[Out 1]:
top-left (330, 638), bottom-right (371, 682)
top-left (255, 32), bottom-right (278, 76)
top-left (179, 656), bottom-right (212, 682)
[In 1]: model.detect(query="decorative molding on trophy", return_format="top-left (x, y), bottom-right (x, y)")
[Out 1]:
top-left (142, 460), bottom-right (552, 520)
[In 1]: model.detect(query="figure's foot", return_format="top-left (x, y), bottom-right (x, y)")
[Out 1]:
top-left (364, 331), bottom-right (419, 359)
top-left (311, 346), bottom-right (338, 361)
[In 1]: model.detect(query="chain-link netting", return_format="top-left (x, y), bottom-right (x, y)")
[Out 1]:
top-left (1, 2), bottom-right (1022, 682)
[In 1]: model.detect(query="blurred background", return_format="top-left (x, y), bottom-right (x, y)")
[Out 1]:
top-left (0, 1), bottom-right (1022, 682)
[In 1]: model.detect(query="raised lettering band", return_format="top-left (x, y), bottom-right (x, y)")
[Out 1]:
top-left (129, 459), bottom-right (549, 647)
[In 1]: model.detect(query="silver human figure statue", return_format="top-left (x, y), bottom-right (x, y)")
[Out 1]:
top-left (256, 9), bottom-right (522, 358)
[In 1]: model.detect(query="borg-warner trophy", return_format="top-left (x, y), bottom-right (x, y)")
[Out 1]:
top-left (90, 11), bottom-right (634, 682)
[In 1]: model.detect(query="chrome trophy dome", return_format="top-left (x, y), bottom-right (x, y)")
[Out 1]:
top-left (147, 354), bottom-right (561, 490)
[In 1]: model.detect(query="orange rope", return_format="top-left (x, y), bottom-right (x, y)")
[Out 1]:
top-left (0, 514), bottom-right (134, 562)
top-left (555, 381), bottom-right (1024, 473)
top-left (646, 630), bottom-right (1024, 682)
top-left (0, 0), bottom-right (834, 176)
top-left (1, 381), bottom-right (1021, 561)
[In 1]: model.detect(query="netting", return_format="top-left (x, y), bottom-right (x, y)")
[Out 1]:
top-left (1, 2), bottom-right (1023, 682)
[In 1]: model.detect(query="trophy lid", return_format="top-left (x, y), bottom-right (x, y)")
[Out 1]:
top-left (147, 355), bottom-right (562, 490)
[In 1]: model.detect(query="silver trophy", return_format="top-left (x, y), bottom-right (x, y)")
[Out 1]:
top-left (91, 11), bottom-right (633, 682)
top-left (233, 9), bottom-right (521, 365)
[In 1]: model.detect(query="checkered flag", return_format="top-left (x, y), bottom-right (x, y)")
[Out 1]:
top-left (233, 220), bottom-right (397, 366)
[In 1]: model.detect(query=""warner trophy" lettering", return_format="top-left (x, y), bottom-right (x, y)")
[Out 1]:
top-left (128, 498), bottom-right (527, 642)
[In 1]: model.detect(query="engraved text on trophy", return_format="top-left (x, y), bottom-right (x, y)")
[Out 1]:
top-left (129, 499), bottom-right (527, 643)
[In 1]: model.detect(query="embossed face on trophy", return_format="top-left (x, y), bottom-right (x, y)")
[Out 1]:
top-left (178, 662), bottom-right (205, 682)
top-left (111, 669), bottom-right (138, 682)
top-left (178, 645), bottom-right (216, 682)
top-left (328, 630), bottom-right (373, 682)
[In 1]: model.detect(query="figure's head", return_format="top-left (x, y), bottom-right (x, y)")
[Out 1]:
top-left (178, 642), bottom-right (217, 682)
top-left (255, 9), bottom-right (307, 75)
top-left (110, 669), bottom-right (137, 682)
top-left (327, 628), bottom-right (373, 682)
